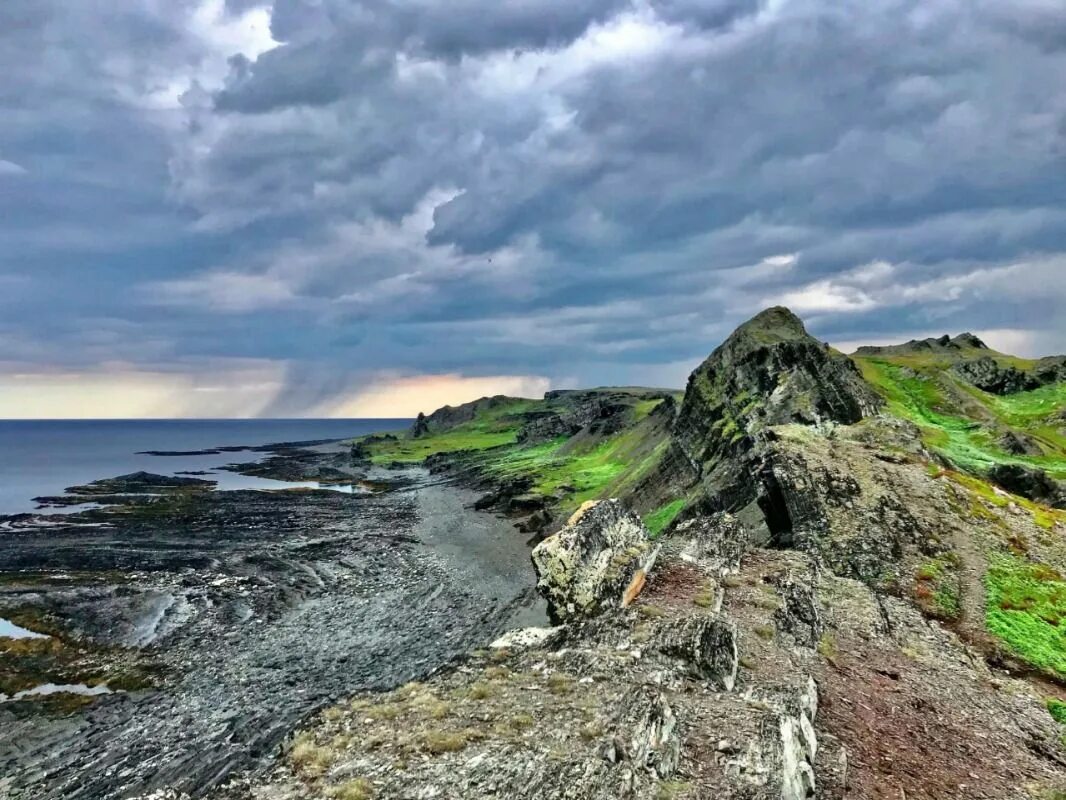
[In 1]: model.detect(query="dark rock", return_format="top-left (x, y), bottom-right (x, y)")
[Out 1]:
top-left (988, 464), bottom-right (1065, 508)
top-left (952, 356), bottom-right (1039, 394)
top-left (410, 412), bottom-right (430, 438)
top-left (855, 332), bottom-right (989, 356)
top-left (517, 395), bottom-right (634, 444)
top-left (655, 615), bottom-right (738, 690)
top-left (672, 306), bottom-right (882, 480)
top-left (1033, 355), bottom-right (1066, 385)
top-left (998, 431), bottom-right (1043, 456)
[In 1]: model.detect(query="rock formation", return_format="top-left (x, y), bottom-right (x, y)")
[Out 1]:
top-left (212, 307), bottom-right (1066, 800)
top-left (531, 499), bottom-right (651, 623)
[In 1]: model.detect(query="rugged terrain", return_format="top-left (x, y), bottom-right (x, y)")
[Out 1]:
top-left (227, 307), bottom-right (1066, 800)
top-left (0, 444), bottom-right (544, 799)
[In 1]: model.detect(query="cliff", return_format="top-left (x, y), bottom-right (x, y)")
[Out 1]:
top-left (250, 307), bottom-right (1066, 800)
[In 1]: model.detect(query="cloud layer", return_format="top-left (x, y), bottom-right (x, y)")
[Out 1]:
top-left (1, 0), bottom-right (1065, 416)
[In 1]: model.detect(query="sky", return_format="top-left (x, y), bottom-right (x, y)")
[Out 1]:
top-left (1, 0), bottom-right (1065, 418)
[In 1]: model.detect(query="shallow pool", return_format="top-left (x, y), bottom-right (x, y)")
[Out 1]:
top-left (0, 617), bottom-right (49, 639)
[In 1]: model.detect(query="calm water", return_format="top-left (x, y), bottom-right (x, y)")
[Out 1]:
top-left (0, 419), bottom-right (408, 516)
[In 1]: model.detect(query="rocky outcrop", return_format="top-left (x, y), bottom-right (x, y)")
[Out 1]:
top-left (988, 463), bottom-right (1066, 508)
top-left (409, 394), bottom-right (517, 436)
top-left (1034, 355), bottom-right (1066, 385)
top-left (671, 513), bottom-right (748, 572)
top-left (998, 430), bottom-right (1043, 456)
top-left (672, 307), bottom-right (881, 484)
top-left (952, 356), bottom-right (1039, 394)
top-left (854, 332), bottom-right (988, 356)
top-left (531, 499), bottom-right (651, 623)
top-left (655, 615), bottom-right (738, 690)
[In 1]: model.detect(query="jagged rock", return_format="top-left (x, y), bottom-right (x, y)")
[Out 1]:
top-left (410, 412), bottom-right (430, 438)
top-left (621, 687), bottom-right (681, 780)
top-left (952, 356), bottom-right (1039, 394)
top-left (771, 575), bottom-right (822, 647)
top-left (854, 332), bottom-right (989, 356)
top-left (988, 464), bottom-right (1066, 508)
top-left (531, 500), bottom-right (651, 623)
top-left (1033, 355), bottom-right (1066, 385)
top-left (671, 307), bottom-right (882, 496)
top-left (655, 615), bottom-right (738, 690)
top-left (518, 393), bottom-right (638, 444)
top-left (998, 431), bottom-right (1043, 456)
top-left (672, 513), bottom-right (749, 572)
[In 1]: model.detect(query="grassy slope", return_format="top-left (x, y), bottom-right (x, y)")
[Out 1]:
top-left (855, 350), bottom-right (1066, 681)
top-left (854, 355), bottom-right (1066, 478)
top-left (355, 393), bottom-right (679, 528)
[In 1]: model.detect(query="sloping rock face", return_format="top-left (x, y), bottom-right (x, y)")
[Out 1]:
top-left (988, 463), bottom-right (1066, 509)
top-left (531, 500), bottom-right (651, 623)
top-left (673, 307), bottom-right (880, 476)
top-left (659, 307), bottom-right (881, 521)
top-left (952, 356), bottom-right (1039, 394)
top-left (517, 391), bottom-right (634, 444)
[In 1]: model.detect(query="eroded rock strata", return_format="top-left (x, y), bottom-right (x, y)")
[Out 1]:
top-left (223, 308), bottom-right (1066, 800)
top-left (5, 306), bottom-right (1066, 800)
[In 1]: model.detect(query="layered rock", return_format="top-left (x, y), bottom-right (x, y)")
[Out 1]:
top-left (530, 499), bottom-right (651, 623)
top-left (988, 463), bottom-right (1066, 509)
top-left (652, 307), bottom-right (881, 531)
top-left (952, 356), bottom-right (1039, 394)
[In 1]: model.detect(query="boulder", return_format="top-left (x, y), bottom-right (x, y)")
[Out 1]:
top-left (655, 615), bottom-right (738, 690)
top-left (672, 513), bottom-right (749, 572)
top-left (531, 499), bottom-right (651, 623)
top-left (952, 356), bottom-right (1038, 395)
top-left (988, 464), bottom-right (1066, 508)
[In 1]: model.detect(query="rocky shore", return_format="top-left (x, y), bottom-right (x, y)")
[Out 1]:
top-left (3, 306), bottom-right (1066, 800)
top-left (0, 441), bottom-right (544, 799)
top-left (224, 307), bottom-right (1066, 800)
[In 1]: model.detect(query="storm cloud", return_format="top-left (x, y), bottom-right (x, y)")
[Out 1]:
top-left (1, 0), bottom-right (1064, 416)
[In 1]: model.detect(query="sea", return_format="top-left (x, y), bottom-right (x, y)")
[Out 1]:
top-left (0, 418), bottom-right (409, 516)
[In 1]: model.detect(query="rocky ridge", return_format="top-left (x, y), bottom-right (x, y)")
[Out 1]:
top-left (227, 309), bottom-right (1066, 800)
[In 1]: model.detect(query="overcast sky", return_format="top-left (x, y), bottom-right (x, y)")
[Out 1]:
top-left (2, 0), bottom-right (1065, 418)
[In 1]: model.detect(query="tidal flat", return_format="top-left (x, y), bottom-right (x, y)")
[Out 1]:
top-left (0, 439), bottom-right (544, 799)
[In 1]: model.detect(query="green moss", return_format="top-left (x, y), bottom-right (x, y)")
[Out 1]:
top-left (912, 558), bottom-right (963, 627)
top-left (1048, 697), bottom-right (1066, 725)
top-left (644, 499), bottom-right (685, 537)
top-left (984, 556), bottom-right (1066, 679)
top-left (855, 356), bottom-right (1066, 480)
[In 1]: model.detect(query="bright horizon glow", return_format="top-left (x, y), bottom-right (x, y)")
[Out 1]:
top-left (0, 369), bottom-right (553, 420)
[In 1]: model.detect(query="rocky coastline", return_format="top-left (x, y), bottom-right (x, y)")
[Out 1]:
top-left (0, 440), bottom-right (545, 799)
top-left (3, 306), bottom-right (1066, 800)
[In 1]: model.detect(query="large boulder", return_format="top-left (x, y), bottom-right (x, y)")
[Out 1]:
top-left (988, 464), bottom-right (1066, 509)
top-left (531, 499), bottom-right (651, 623)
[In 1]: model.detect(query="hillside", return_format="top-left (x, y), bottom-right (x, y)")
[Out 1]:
top-left (252, 307), bottom-right (1066, 800)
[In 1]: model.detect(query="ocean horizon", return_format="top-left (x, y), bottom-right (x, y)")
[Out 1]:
top-left (0, 418), bottom-right (410, 516)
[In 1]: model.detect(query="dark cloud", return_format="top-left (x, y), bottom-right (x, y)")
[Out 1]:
top-left (1, 0), bottom-right (1065, 415)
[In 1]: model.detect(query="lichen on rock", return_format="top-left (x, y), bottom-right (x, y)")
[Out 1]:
top-left (531, 499), bottom-right (651, 623)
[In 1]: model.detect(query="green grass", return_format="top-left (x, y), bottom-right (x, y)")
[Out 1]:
top-left (357, 392), bottom-right (674, 513)
top-left (1048, 697), bottom-right (1066, 725)
top-left (855, 356), bottom-right (1066, 479)
top-left (985, 556), bottom-right (1066, 679)
top-left (356, 399), bottom-right (534, 463)
top-left (644, 498), bottom-right (685, 537)
top-left (914, 555), bottom-right (961, 620)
